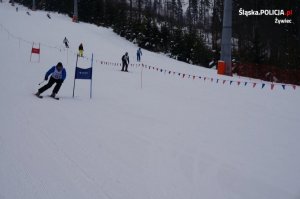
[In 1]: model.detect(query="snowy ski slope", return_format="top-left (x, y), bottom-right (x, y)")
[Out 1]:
top-left (1, 1), bottom-right (300, 199)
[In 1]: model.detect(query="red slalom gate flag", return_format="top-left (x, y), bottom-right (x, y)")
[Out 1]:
top-left (253, 83), bottom-right (257, 88)
top-left (31, 48), bottom-right (40, 54)
top-left (30, 42), bottom-right (41, 62)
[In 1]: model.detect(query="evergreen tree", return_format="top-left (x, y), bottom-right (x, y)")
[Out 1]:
top-left (13, 0), bottom-right (299, 71)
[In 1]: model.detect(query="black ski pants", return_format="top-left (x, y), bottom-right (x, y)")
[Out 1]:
top-left (39, 77), bottom-right (62, 94)
top-left (122, 61), bottom-right (128, 71)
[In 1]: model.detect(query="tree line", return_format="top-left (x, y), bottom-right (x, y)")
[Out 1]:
top-left (14, 0), bottom-right (300, 70)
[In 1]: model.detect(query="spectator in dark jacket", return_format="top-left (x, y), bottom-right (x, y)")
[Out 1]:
top-left (121, 52), bottom-right (130, 72)
top-left (63, 37), bottom-right (69, 48)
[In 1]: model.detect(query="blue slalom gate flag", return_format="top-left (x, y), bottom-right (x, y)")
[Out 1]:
top-left (75, 67), bottom-right (92, 79)
top-left (73, 53), bottom-right (94, 99)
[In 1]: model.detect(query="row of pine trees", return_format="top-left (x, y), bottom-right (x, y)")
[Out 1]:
top-left (14, 0), bottom-right (300, 70)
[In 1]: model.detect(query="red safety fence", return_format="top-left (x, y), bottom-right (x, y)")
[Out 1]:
top-left (232, 63), bottom-right (300, 86)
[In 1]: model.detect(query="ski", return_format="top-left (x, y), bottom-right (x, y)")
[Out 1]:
top-left (34, 93), bottom-right (43, 98)
top-left (49, 95), bottom-right (60, 100)
top-left (33, 93), bottom-right (59, 100)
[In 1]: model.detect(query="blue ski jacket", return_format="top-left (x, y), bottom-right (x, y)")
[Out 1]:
top-left (45, 66), bottom-right (66, 80)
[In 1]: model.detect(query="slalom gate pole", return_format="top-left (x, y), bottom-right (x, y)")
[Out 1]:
top-left (90, 53), bottom-right (93, 99)
top-left (38, 43), bottom-right (40, 63)
top-left (72, 54), bottom-right (79, 98)
top-left (30, 42), bottom-right (34, 62)
top-left (66, 48), bottom-right (69, 65)
top-left (141, 65), bottom-right (143, 89)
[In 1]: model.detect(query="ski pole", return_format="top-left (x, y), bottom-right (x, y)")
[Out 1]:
top-left (38, 80), bottom-right (46, 85)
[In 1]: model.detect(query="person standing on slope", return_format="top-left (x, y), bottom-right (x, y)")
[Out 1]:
top-left (78, 43), bottom-right (84, 57)
top-left (63, 37), bottom-right (69, 48)
top-left (35, 62), bottom-right (66, 98)
top-left (137, 47), bottom-right (142, 62)
top-left (121, 52), bottom-right (130, 72)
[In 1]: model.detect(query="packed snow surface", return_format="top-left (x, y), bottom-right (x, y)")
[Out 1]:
top-left (1, 1), bottom-right (300, 199)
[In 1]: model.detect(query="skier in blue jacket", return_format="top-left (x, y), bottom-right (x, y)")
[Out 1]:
top-left (35, 62), bottom-right (66, 98)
